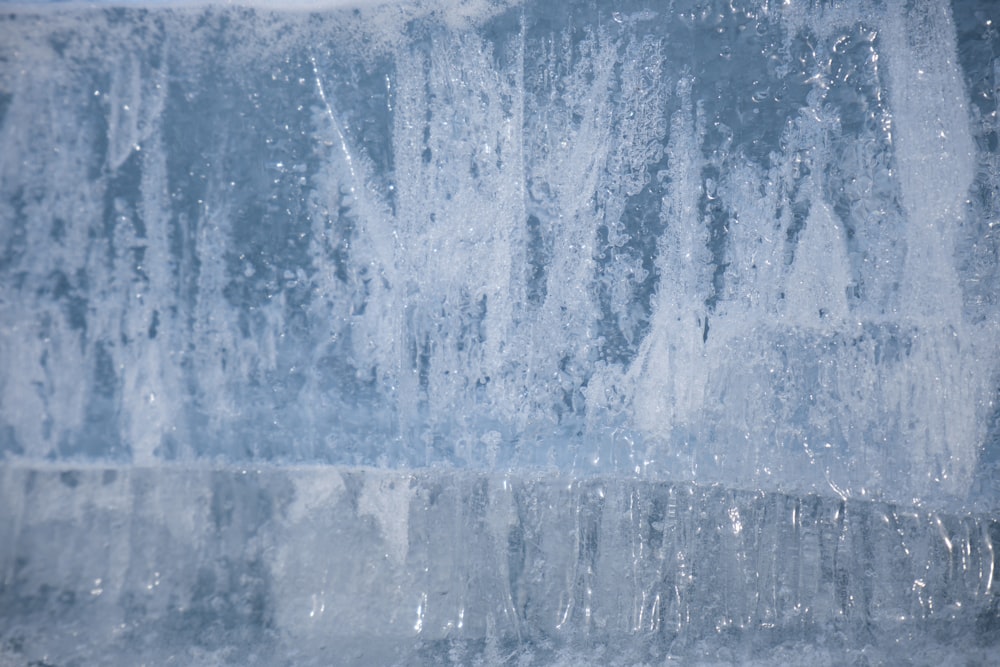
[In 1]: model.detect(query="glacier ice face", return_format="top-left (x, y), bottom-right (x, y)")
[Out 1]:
top-left (0, 0), bottom-right (999, 663)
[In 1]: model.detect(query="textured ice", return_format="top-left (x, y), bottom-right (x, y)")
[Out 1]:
top-left (0, 0), bottom-right (999, 664)
top-left (1, 465), bottom-right (998, 665)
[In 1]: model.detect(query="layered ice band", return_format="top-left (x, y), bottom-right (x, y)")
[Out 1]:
top-left (1, 464), bottom-right (997, 664)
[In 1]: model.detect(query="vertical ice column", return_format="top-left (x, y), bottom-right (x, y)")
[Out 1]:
top-left (883, 0), bottom-right (986, 500)
top-left (885, 1), bottom-right (974, 322)
top-left (628, 80), bottom-right (711, 437)
top-left (332, 30), bottom-right (528, 447)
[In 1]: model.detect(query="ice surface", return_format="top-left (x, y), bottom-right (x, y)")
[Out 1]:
top-left (0, 0), bottom-right (999, 663)
top-left (1, 465), bottom-right (998, 665)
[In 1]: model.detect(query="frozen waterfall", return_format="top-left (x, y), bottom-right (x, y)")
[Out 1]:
top-left (1, 0), bottom-right (999, 664)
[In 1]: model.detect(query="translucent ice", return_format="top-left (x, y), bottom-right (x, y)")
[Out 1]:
top-left (0, 0), bottom-right (998, 663)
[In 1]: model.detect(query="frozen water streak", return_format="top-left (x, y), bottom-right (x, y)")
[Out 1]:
top-left (0, 0), bottom-right (998, 514)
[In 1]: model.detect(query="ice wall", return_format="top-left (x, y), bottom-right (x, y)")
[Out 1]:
top-left (2, 0), bottom-right (997, 507)
top-left (1, 0), bottom-right (999, 663)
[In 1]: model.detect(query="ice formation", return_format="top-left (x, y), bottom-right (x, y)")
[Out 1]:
top-left (0, 0), bottom-right (998, 663)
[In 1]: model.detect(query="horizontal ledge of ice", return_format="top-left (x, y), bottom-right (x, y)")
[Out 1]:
top-left (1, 464), bottom-right (997, 664)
